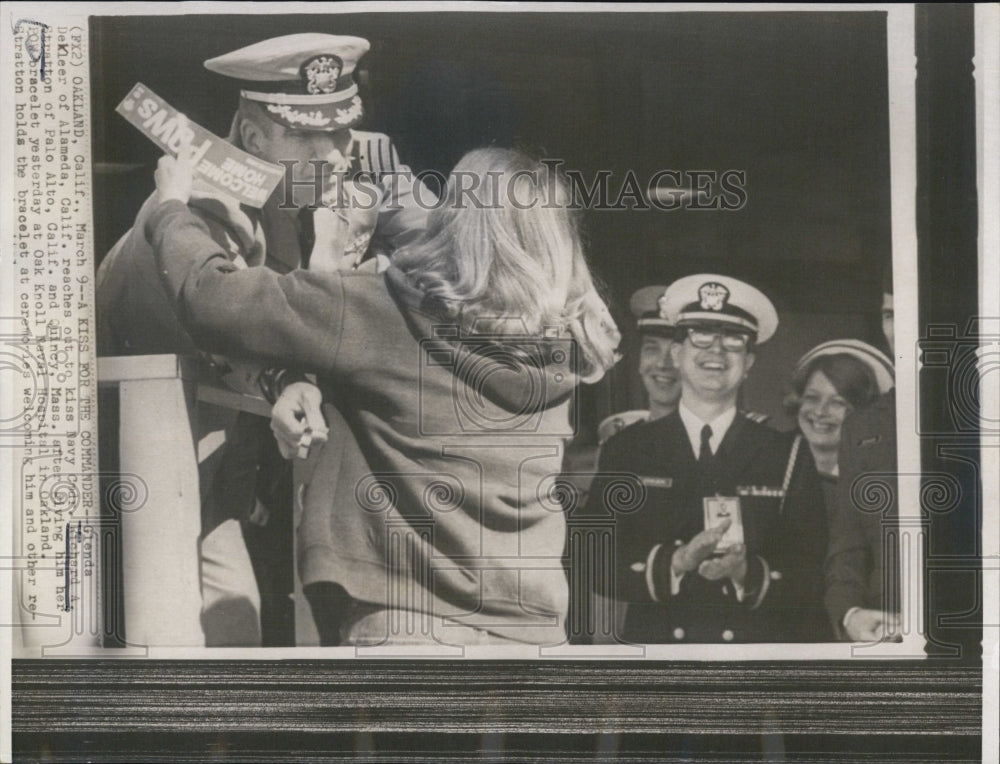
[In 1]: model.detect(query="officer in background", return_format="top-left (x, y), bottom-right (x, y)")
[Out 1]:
top-left (595, 286), bottom-right (683, 447)
top-left (824, 272), bottom-right (900, 641)
top-left (96, 33), bottom-right (432, 645)
top-left (597, 285), bottom-right (768, 447)
top-left (588, 274), bottom-right (830, 643)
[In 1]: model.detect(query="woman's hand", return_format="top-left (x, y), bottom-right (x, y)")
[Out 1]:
top-left (270, 381), bottom-right (329, 459)
top-left (154, 117), bottom-right (195, 206)
top-left (844, 607), bottom-right (902, 642)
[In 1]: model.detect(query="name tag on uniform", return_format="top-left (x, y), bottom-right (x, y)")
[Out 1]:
top-left (704, 496), bottom-right (744, 553)
top-left (737, 485), bottom-right (785, 498)
top-left (640, 476), bottom-right (673, 489)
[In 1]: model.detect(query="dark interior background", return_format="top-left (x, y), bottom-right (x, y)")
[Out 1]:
top-left (90, 11), bottom-right (893, 436)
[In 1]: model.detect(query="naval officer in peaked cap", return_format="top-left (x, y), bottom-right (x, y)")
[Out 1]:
top-left (100, 33), bottom-right (435, 357)
top-left (596, 284), bottom-right (772, 448)
top-left (205, 34), bottom-right (372, 133)
top-left (202, 32), bottom-right (434, 272)
top-left (586, 274), bottom-right (831, 644)
top-left (96, 33), bottom-right (434, 646)
top-left (595, 286), bottom-right (683, 447)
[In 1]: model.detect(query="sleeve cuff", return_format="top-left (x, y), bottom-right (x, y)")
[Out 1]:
top-left (746, 555), bottom-right (771, 611)
top-left (645, 543), bottom-right (664, 601)
top-left (647, 543), bottom-right (684, 602)
top-left (259, 368), bottom-right (309, 404)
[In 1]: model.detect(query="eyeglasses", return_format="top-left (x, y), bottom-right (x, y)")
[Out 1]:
top-left (684, 327), bottom-right (752, 352)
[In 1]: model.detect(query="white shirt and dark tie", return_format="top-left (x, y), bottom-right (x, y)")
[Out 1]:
top-left (677, 402), bottom-right (738, 461)
top-left (660, 402), bottom-right (749, 600)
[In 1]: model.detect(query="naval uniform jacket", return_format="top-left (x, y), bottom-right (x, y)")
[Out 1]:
top-left (588, 411), bottom-right (831, 643)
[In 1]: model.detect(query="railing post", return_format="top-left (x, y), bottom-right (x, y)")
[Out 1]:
top-left (100, 355), bottom-right (204, 647)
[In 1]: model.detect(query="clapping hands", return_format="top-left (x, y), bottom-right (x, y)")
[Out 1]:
top-left (671, 519), bottom-right (748, 587)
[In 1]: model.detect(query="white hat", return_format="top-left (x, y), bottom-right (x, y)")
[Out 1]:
top-left (794, 339), bottom-right (894, 394)
top-left (658, 274), bottom-right (779, 344)
top-left (205, 33), bottom-right (370, 131)
top-left (629, 285), bottom-right (675, 337)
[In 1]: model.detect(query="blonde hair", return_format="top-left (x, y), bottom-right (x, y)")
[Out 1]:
top-left (393, 148), bottom-right (621, 382)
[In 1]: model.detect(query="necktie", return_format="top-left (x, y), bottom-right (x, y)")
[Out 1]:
top-left (297, 206), bottom-right (316, 270)
top-left (699, 424), bottom-right (713, 463)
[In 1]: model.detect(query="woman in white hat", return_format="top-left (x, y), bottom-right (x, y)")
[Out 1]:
top-left (784, 340), bottom-right (894, 526)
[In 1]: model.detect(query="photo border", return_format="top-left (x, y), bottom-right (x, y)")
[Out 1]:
top-left (3, 2), bottom-right (993, 760)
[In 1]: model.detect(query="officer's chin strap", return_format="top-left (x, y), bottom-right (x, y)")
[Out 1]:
top-left (225, 110), bottom-right (243, 148)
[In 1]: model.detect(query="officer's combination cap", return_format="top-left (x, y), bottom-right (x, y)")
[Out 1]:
top-left (658, 273), bottom-right (779, 345)
top-left (629, 285), bottom-right (675, 339)
top-left (205, 33), bottom-right (369, 131)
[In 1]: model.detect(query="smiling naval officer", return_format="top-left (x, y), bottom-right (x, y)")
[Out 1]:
top-left (596, 285), bottom-right (771, 447)
top-left (587, 274), bottom-right (831, 643)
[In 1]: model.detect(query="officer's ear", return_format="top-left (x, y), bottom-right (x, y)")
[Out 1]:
top-left (744, 351), bottom-right (756, 375)
top-left (240, 117), bottom-right (266, 156)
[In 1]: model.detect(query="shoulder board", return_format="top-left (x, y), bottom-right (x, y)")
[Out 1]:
top-left (352, 131), bottom-right (399, 177)
top-left (742, 410), bottom-right (770, 424)
top-left (597, 409), bottom-right (650, 446)
top-left (857, 434), bottom-right (884, 448)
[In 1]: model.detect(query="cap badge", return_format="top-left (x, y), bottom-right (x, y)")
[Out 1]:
top-left (657, 290), bottom-right (671, 319)
top-left (698, 282), bottom-right (730, 311)
top-left (301, 55), bottom-right (343, 95)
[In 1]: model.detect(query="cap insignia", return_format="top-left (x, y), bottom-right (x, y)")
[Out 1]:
top-left (657, 290), bottom-right (671, 319)
top-left (698, 282), bottom-right (730, 311)
top-left (301, 54), bottom-right (343, 95)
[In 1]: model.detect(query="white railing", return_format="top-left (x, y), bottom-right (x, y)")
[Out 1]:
top-left (98, 354), bottom-right (313, 648)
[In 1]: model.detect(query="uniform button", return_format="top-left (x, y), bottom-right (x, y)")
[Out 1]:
top-left (630, 561), bottom-right (646, 572)
top-left (673, 627), bottom-right (685, 640)
top-left (674, 539), bottom-right (684, 547)
top-left (769, 570), bottom-right (783, 580)
top-left (721, 629), bottom-right (735, 642)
